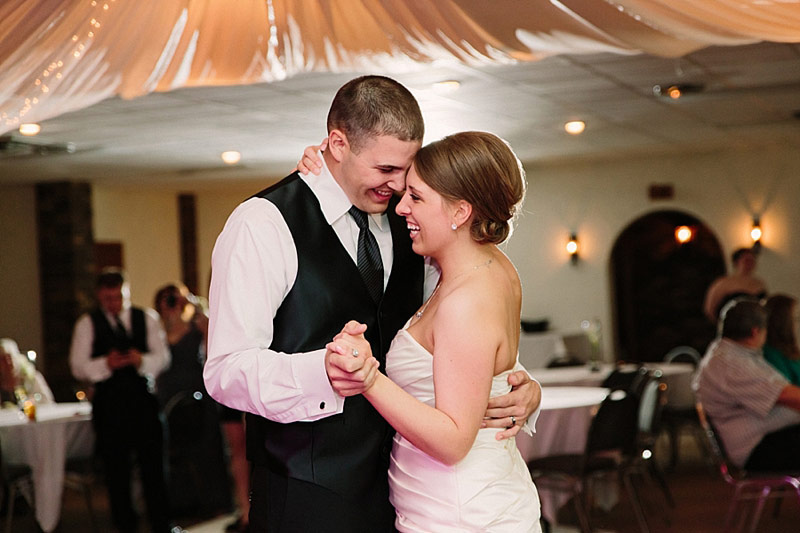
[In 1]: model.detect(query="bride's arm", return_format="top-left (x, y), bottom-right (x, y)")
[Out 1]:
top-left (366, 290), bottom-right (498, 465)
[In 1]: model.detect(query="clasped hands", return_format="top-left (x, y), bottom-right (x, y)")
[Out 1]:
top-left (106, 348), bottom-right (143, 371)
top-left (325, 321), bottom-right (380, 397)
top-left (325, 321), bottom-right (541, 439)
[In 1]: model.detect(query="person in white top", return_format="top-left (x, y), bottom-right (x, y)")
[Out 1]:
top-left (0, 337), bottom-right (54, 406)
top-left (205, 75), bottom-right (541, 532)
top-left (327, 131), bottom-right (541, 531)
top-left (68, 268), bottom-right (174, 533)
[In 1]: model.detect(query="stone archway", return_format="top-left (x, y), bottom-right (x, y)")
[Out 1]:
top-left (611, 210), bottom-right (726, 363)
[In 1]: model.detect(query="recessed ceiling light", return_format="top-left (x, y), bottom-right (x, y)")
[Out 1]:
top-left (564, 120), bottom-right (586, 135)
top-left (19, 123), bottom-right (41, 136)
top-left (221, 150), bottom-right (241, 165)
top-left (432, 80), bottom-right (461, 95)
top-left (652, 83), bottom-right (704, 99)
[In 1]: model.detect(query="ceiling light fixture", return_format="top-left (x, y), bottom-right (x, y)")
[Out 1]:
top-left (564, 120), bottom-right (586, 135)
top-left (652, 83), bottom-right (704, 99)
top-left (221, 150), bottom-right (241, 165)
top-left (19, 123), bottom-right (41, 136)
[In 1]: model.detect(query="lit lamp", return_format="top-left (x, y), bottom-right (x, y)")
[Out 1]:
top-left (674, 225), bottom-right (693, 244)
top-left (751, 217), bottom-right (762, 251)
top-left (566, 233), bottom-right (579, 264)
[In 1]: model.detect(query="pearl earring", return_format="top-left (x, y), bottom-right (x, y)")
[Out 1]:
top-left (451, 223), bottom-right (457, 231)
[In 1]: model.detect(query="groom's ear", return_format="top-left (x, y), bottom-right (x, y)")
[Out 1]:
top-left (327, 129), bottom-right (349, 162)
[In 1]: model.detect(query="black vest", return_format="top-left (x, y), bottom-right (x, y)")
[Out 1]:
top-left (89, 307), bottom-right (150, 394)
top-left (246, 173), bottom-right (424, 499)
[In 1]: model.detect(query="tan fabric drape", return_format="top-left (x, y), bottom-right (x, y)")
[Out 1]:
top-left (2, 0), bottom-right (800, 135)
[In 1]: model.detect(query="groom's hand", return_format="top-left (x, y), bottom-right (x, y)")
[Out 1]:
top-left (482, 371), bottom-right (541, 440)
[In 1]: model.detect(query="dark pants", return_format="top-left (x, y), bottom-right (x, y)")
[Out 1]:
top-left (745, 423), bottom-right (800, 471)
top-left (94, 387), bottom-right (171, 533)
top-left (248, 463), bottom-right (396, 533)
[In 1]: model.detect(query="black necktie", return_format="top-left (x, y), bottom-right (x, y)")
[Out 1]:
top-left (349, 206), bottom-right (384, 303)
top-left (113, 315), bottom-right (128, 343)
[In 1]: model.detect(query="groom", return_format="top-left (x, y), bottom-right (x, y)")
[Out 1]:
top-left (204, 75), bottom-right (540, 532)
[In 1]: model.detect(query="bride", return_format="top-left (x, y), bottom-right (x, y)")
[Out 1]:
top-left (327, 131), bottom-right (541, 532)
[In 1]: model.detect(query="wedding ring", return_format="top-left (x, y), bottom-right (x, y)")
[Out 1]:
top-left (352, 348), bottom-right (359, 357)
top-left (510, 416), bottom-right (516, 426)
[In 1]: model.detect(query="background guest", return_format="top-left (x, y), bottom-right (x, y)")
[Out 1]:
top-left (69, 268), bottom-right (175, 533)
top-left (153, 282), bottom-right (232, 521)
top-left (153, 283), bottom-right (208, 406)
top-left (693, 298), bottom-right (800, 471)
top-left (0, 337), bottom-right (54, 406)
top-left (764, 294), bottom-right (800, 386)
top-left (703, 247), bottom-right (767, 323)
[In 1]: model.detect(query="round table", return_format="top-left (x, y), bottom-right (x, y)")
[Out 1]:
top-left (0, 402), bottom-right (94, 532)
top-left (517, 386), bottom-right (609, 524)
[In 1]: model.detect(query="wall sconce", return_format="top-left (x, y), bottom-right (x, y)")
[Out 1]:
top-left (674, 225), bottom-right (693, 244)
top-left (566, 233), bottom-right (579, 264)
top-left (750, 217), bottom-right (762, 251)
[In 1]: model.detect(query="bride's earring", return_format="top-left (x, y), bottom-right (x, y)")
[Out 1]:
top-left (451, 223), bottom-right (457, 231)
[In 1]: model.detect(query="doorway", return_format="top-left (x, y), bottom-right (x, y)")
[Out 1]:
top-left (611, 210), bottom-right (725, 362)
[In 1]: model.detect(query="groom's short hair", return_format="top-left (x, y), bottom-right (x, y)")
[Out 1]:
top-left (327, 75), bottom-right (424, 153)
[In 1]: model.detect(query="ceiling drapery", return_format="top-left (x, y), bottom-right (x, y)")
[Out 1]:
top-left (2, 0), bottom-right (800, 135)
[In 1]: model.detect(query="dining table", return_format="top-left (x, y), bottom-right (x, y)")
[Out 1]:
top-left (0, 402), bottom-right (94, 533)
top-left (516, 386), bottom-right (609, 525)
top-left (533, 362), bottom-right (696, 408)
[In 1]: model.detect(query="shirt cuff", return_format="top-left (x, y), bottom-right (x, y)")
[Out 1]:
top-left (290, 347), bottom-right (345, 422)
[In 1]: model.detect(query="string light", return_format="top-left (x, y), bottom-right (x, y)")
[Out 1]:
top-left (4, 0), bottom-right (113, 128)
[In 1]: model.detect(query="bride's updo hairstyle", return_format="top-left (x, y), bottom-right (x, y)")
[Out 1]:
top-left (412, 131), bottom-right (525, 244)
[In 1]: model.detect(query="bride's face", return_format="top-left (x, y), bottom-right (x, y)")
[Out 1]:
top-left (396, 164), bottom-right (453, 257)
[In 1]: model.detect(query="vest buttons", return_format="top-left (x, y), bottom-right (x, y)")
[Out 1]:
top-left (319, 401), bottom-right (325, 410)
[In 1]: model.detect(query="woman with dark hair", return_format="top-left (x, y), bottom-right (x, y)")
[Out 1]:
top-left (153, 283), bottom-right (232, 519)
top-left (764, 294), bottom-right (800, 386)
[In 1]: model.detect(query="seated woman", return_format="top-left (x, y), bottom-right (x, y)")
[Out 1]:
top-left (0, 337), bottom-right (54, 406)
top-left (764, 294), bottom-right (800, 386)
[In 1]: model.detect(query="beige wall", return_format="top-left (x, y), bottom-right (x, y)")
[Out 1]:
top-left (505, 145), bottom-right (800, 359)
top-left (2, 144), bottom-right (799, 364)
top-left (0, 184), bottom-right (43, 355)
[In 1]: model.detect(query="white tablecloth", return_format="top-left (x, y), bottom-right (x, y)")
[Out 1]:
top-left (518, 331), bottom-right (567, 369)
top-left (0, 402), bottom-right (93, 532)
top-left (517, 386), bottom-right (609, 524)
top-left (533, 362), bottom-right (695, 408)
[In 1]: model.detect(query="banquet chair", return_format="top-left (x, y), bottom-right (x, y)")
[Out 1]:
top-left (604, 367), bottom-right (674, 521)
top-left (661, 346), bottom-right (705, 469)
top-left (695, 402), bottom-right (800, 533)
top-left (527, 383), bottom-right (649, 532)
top-left (0, 440), bottom-right (35, 533)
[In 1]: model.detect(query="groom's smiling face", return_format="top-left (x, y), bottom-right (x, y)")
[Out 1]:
top-left (337, 134), bottom-right (420, 215)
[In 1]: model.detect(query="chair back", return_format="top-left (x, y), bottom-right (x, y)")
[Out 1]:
top-left (598, 366), bottom-right (665, 455)
top-left (664, 346), bottom-right (701, 366)
top-left (602, 366), bottom-right (649, 395)
top-left (695, 402), bottom-right (737, 484)
top-left (585, 389), bottom-right (640, 456)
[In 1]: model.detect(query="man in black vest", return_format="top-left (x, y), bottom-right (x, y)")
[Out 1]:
top-left (69, 268), bottom-right (175, 533)
top-left (204, 75), bottom-right (540, 532)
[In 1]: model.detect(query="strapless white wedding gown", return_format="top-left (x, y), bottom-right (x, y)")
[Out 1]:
top-left (385, 323), bottom-right (542, 532)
